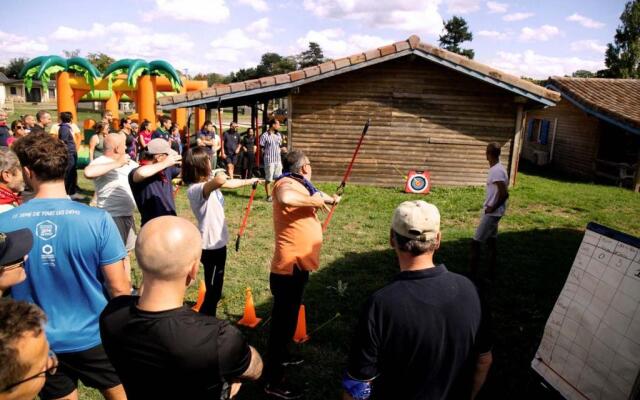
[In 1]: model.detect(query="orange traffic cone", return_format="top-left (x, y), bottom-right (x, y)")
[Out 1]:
top-left (191, 279), bottom-right (206, 312)
top-left (293, 305), bottom-right (310, 343)
top-left (238, 287), bottom-right (262, 328)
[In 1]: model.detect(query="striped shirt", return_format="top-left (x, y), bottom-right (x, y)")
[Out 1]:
top-left (260, 131), bottom-right (283, 165)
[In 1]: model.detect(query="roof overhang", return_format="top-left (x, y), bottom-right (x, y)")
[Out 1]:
top-left (161, 48), bottom-right (557, 110)
top-left (547, 84), bottom-right (640, 135)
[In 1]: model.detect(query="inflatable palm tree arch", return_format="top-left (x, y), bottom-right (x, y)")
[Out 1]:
top-left (20, 56), bottom-right (184, 126)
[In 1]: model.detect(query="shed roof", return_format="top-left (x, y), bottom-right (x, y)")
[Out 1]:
top-left (159, 34), bottom-right (560, 110)
top-left (547, 77), bottom-right (640, 134)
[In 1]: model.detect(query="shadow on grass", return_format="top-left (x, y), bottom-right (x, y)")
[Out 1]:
top-left (225, 227), bottom-right (583, 400)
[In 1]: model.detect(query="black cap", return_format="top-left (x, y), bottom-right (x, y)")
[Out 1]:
top-left (0, 228), bottom-right (33, 266)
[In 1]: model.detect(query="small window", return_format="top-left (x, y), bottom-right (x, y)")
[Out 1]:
top-left (539, 120), bottom-right (550, 145)
top-left (10, 87), bottom-right (16, 95)
top-left (527, 118), bottom-right (552, 145)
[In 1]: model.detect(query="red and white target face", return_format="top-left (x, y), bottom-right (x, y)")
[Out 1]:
top-left (405, 170), bottom-right (431, 194)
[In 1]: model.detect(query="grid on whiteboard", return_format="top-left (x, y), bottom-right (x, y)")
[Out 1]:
top-left (532, 224), bottom-right (640, 400)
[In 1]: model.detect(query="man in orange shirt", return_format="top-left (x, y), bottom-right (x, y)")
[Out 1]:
top-left (264, 149), bottom-right (339, 399)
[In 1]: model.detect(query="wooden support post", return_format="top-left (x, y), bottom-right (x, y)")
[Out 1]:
top-left (233, 106), bottom-right (238, 123)
top-left (262, 100), bottom-right (269, 132)
top-left (549, 118), bottom-right (558, 162)
top-left (509, 104), bottom-right (525, 187)
top-left (251, 103), bottom-right (257, 131)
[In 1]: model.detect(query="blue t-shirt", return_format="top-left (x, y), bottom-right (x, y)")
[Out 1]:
top-left (0, 198), bottom-right (127, 353)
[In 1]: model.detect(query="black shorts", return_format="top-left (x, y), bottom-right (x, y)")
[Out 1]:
top-left (225, 153), bottom-right (238, 165)
top-left (40, 344), bottom-right (121, 399)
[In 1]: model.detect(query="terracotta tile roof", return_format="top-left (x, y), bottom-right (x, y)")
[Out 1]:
top-left (158, 34), bottom-right (560, 108)
top-left (548, 77), bottom-right (640, 129)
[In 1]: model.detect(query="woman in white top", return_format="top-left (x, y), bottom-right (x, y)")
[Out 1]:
top-left (182, 146), bottom-right (261, 315)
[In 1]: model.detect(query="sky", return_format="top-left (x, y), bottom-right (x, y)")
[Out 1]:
top-left (0, 0), bottom-right (629, 79)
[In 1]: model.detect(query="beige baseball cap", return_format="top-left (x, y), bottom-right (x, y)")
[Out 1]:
top-left (391, 200), bottom-right (440, 241)
top-left (146, 138), bottom-right (177, 155)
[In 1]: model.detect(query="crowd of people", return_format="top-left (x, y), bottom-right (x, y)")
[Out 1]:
top-left (0, 108), bottom-right (507, 400)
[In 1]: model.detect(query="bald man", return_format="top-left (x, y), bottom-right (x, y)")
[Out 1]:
top-left (100, 216), bottom-right (262, 400)
top-left (85, 134), bottom-right (139, 286)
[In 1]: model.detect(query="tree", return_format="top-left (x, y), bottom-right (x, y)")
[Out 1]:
top-left (86, 52), bottom-right (116, 73)
top-left (439, 16), bottom-right (475, 59)
top-left (62, 49), bottom-right (81, 58)
top-left (297, 42), bottom-right (326, 68)
top-left (4, 57), bottom-right (28, 78)
top-left (255, 53), bottom-right (296, 77)
top-left (571, 70), bottom-right (595, 78)
top-left (193, 72), bottom-right (229, 86)
top-left (599, 0), bottom-right (640, 78)
top-left (230, 68), bottom-right (258, 82)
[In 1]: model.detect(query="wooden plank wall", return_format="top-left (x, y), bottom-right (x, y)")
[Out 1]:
top-left (524, 99), bottom-right (600, 177)
top-left (290, 56), bottom-right (518, 187)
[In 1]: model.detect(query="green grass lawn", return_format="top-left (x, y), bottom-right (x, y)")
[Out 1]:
top-left (72, 169), bottom-right (639, 399)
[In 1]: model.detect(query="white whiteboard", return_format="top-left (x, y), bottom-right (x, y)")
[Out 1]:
top-left (532, 222), bottom-right (640, 400)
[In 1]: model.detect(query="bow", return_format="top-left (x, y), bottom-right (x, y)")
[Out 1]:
top-left (322, 119), bottom-right (370, 232)
top-left (235, 180), bottom-right (259, 252)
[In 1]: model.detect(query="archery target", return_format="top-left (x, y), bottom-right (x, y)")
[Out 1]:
top-left (405, 170), bottom-right (431, 194)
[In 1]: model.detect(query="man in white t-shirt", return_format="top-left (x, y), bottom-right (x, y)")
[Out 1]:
top-left (470, 142), bottom-right (509, 280)
top-left (84, 134), bottom-right (139, 285)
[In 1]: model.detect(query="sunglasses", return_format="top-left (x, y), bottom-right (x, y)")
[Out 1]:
top-left (15, 125), bottom-right (24, 129)
top-left (0, 351), bottom-right (58, 392)
top-left (0, 259), bottom-right (24, 272)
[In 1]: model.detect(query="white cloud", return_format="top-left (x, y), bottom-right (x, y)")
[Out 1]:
top-left (52, 22), bottom-right (137, 41)
top-left (446, 0), bottom-right (481, 14)
top-left (484, 50), bottom-right (603, 78)
top-left (145, 0), bottom-right (230, 24)
top-left (486, 1), bottom-right (507, 13)
top-left (246, 17), bottom-right (272, 40)
top-left (570, 39), bottom-right (606, 53)
top-left (519, 25), bottom-right (560, 42)
top-left (503, 12), bottom-right (534, 22)
top-left (0, 31), bottom-right (48, 59)
top-left (294, 29), bottom-right (390, 59)
top-left (210, 29), bottom-right (263, 51)
top-left (477, 30), bottom-right (508, 40)
top-left (566, 13), bottom-right (604, 29)
top-left (238, 0), bottom-right (268, 12)
top-left (206, 28), bottom-right (271, 69)
top-left (302, 0), bottom-right (444, 37)
top-left (105, 33), bottom-right (195, 60)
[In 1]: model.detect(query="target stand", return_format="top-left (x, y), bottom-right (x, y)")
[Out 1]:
top-left (404, 170), bottom-right (431, 194)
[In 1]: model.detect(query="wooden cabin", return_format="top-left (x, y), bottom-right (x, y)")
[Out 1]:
top-left (523, 77), bottom-right (640, 191)
top-left (159, 35), bottom-right (559, 187)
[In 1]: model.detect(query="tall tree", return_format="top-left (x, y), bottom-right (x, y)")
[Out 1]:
top-left (4, 58), bottom-right (28, 78)
top-left (297, 42), bottom-right (326, 68)
top-left (599, 0), bottom-right (640, 78)
top-left (439, 16), bottom-right (475, 59)
top-left (86, 52), bottom-right (116, 73)
top-left (255, 53), bottom-right (296, 77)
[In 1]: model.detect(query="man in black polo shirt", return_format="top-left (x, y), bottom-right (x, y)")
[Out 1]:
top-left (100, 216), bottom-right (263, 400)
top-left (128, 138), bottom-right (181, 226)
top-left (221, 122), bottom-right (241, 178)
top-left (343, 201), bottom-right (492, 400)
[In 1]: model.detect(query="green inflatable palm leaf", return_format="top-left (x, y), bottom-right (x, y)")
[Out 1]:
top-left (149, 60), bottom-right (183, 92)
